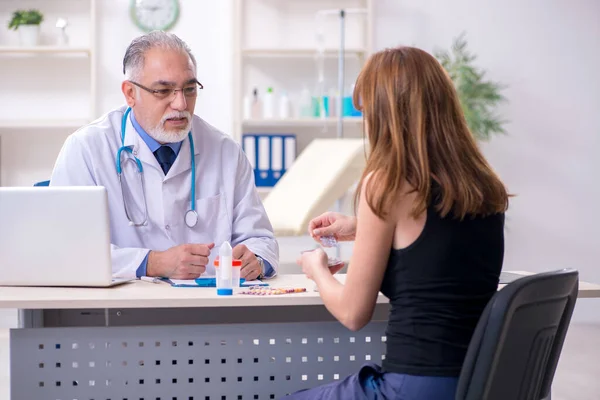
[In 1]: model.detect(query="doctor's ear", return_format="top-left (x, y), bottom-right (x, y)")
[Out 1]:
top-left (122, 81), bottom-right (136, 107)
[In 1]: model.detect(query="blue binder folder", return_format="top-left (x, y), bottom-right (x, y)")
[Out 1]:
top-left (242, 133), bottom-right (297, 187)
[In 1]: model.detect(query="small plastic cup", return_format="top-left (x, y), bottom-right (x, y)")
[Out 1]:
top-left (214, 257), bottom-right (243, 289)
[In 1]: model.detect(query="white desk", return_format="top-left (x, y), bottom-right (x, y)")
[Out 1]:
top-left (1, 272), bottom-right (599, 399)
top-left (2, 271), bottom-right (599, 310)
top-left (0, 274), bottom-right (382, 310)
top-left (500, 270), bottom-right (600, 298)
top-left (1, 274), bottom-right (391, 399)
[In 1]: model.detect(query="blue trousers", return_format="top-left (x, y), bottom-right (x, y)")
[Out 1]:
top-left (281, 363), bottom-right (458, 400)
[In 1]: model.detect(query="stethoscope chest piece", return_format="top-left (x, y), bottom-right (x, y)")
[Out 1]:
top-left (185, 209), bottom-right (199, 228)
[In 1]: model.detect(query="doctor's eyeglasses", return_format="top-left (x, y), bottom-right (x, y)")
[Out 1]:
top-left (129, 80), bottom-right (204, 100)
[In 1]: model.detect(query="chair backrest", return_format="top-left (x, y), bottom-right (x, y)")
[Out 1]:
top-left (456, 269), bottom-right (579, 400)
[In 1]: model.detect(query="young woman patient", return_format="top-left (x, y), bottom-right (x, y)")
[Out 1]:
top-left (286, 46), bottom-right (510, 399)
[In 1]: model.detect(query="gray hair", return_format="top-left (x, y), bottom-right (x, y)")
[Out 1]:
top-left (122, 31), bottom-right (196, 80)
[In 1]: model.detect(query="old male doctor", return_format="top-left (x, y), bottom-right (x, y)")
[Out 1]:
top-left (50, 31), bottom-right (278, 280)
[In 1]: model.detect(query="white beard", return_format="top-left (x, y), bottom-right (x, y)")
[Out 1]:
top-left (147, 111), bottom-right (192, 144)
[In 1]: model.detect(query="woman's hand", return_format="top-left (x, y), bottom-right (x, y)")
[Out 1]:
top-left (308, 212), bottom-right (357, 242)
top-left (296, 248), bottom-right (329, 280)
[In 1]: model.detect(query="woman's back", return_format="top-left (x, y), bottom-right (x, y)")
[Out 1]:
top-left (381, 199), bottom-right (505, 377)
top-left (287, 46), bottom-right (510, 399)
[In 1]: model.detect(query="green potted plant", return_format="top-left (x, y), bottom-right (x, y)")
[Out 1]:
top-left (8, 9), bottom-right (44, 46)
top-left (435, 33), bottom-right (507, 141)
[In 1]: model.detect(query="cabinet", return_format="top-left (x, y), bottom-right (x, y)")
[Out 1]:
top-left (0, 0), bottom-right (97, 185)
top-left (232, 0), bottom-right (373, 195)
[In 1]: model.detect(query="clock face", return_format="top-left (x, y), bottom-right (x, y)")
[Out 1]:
top-left (130, 0), bottom-right (180, 32)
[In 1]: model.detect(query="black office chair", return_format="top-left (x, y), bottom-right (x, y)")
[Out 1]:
top-left (456, 268), bottom-right (579, 400)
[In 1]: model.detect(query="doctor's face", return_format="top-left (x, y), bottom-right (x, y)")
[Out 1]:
top-left (124, 48), bottom-right (198, 144)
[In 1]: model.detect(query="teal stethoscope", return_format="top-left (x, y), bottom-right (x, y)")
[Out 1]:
top-left (116, 107), bottom-right (198, 228)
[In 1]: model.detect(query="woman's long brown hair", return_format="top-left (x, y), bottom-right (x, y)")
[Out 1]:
top-left (354, 46), bottom-right (509, 220)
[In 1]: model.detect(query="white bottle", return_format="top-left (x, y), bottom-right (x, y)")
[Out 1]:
top-left (217, 241), bottom-right (233, 296)
top-left (263, 87), bottom-right (275, 119)
top-left (251, 88), bottom-right (261, 119)
top-left (243, 94), bottom-right (251, 120)
top-left (299, 86), bottom-right (312, 118)
top-left (328, 88), bottom-right (338, 117)
top-left (279, 91), bottom-right (291, 119)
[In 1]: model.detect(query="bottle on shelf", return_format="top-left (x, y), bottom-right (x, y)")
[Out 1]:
top-left (347, 83), bottom-right (362, 117)
top-left (341, 83), bottom-right (353, 117)
top-left (279, 91), bottom-right (291, 119)
top-left (311, 83), bottom-right (329, 119)
top-left (311, 91), bottom-right (325, 119)
top-left (299, 85), bottom-right (312, 118)
top-left (243, 92), bottom-right (251, 120)
top-left (251, 88), bottom-right (261, 119)
top-left (328, 88), bottom-right (338, 118)
top-left (263, 87), bottom-right (275, 119)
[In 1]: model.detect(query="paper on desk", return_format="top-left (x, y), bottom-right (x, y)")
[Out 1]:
top-left (242, 279), bottom-right (268, 286)
top-left (169, 279), bottom-right (267, 287)
top-left (170, 279), bottom-right (202, 287)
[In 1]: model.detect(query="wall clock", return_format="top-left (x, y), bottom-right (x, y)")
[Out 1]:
top-left (130, 0), bottom-right (180, 32)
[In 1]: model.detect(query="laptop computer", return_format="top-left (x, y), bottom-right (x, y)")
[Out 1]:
top-left (0, 186), bottom-right (131, 287)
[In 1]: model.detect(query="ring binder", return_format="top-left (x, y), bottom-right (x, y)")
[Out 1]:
top-left (242, 133), bottom-right (297, 187)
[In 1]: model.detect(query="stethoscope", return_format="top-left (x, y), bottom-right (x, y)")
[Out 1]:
top-left (116, 107), bottom-right (198, 228)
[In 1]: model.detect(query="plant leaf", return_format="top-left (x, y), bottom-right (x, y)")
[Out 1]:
top-left (435, 32), bottom-right (508, 141)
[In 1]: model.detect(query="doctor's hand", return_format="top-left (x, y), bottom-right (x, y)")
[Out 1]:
top-left (147, 243), bottom-right (215, 279)
top-left (233, 244), bottom-right (262, 281)
top-left (308, 212), bottom-right (357, 243)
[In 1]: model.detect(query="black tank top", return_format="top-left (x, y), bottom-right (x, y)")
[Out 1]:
top-left (380, 203), bottom-right (505, 377)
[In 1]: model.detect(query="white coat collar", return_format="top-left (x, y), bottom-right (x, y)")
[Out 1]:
top-left (122, 109), bottom-right (162, 175)
top-left (120, 107), bottom-right (201, 180)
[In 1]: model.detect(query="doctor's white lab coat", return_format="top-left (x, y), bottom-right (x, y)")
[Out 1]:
top-left (50, 105), bottom-right (279, 278)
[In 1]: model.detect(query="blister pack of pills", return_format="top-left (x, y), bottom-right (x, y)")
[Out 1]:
top-left (239, 287), bottom-right (307, 295)
top-left (319, 235), bottom-right (338, 247)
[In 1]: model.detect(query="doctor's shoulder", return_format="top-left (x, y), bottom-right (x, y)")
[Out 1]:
top-left (192, 115), bottom-right (244, 154)
top-left (68, 110), bottom-right (119, 144)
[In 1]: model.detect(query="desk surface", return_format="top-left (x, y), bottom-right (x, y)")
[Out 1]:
top-left (0, 272), bottom-right (598, 310)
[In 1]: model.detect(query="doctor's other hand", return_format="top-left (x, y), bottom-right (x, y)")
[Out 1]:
top-left (233, 244), bottom-right (262, 281)
top-left (308, 212), bottom-right (357, 242)
top-left (147, 243), bottom-right (215, 279)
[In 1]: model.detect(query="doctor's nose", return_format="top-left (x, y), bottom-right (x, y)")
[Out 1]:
top-left (170, 89), bottom-right (188, 111)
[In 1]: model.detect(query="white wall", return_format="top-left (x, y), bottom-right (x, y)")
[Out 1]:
top-left (373, 0), bottom-right (600, 322)
top-left (96, 0), bottom-right (233, 132)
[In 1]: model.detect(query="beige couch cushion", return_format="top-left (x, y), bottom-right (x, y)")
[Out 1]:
top-left (263, 138), bottom-right (366, 236)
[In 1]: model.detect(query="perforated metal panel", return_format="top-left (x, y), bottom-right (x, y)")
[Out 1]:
top-left (11, 321), bottom-right (387, 399)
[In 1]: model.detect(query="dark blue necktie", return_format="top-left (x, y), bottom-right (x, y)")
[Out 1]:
top-left (154, 146), bottom-right (176, 175)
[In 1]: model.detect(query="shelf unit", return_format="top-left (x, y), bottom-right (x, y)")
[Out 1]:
top-left (0, 46), bottom-right (91, 55)
top-left (0, 119), bottom-right (90, 130)
top-left (241, 47), bottom-right (368, 59)
top-left (242, 116), bottom-right (363, 128)
top-left (232, 0), bottom-right (373, 193)
top-left (0, 0), bottom-right (97, 186)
